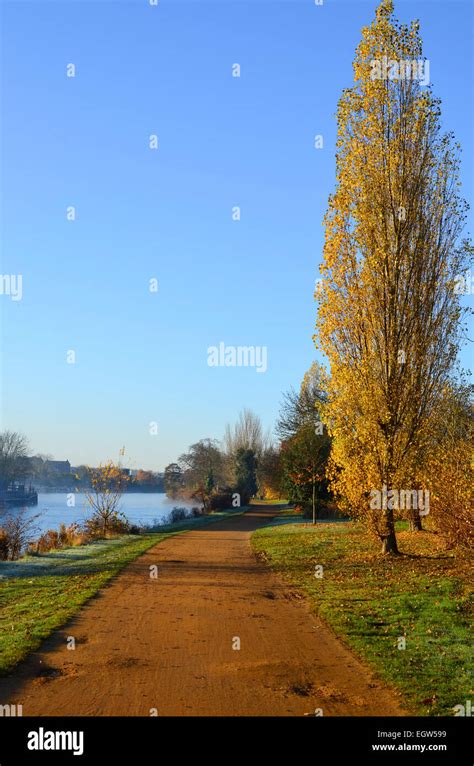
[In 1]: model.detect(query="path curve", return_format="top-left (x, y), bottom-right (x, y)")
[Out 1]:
top-left (0, 507), bottom-right (404, 716)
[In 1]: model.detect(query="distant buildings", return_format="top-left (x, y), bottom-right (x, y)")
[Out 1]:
top-left (12, 457), bottom-right (164, 493)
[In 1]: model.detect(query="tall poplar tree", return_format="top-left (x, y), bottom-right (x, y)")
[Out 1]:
top-left (315, 0), bottom-right (472, 553)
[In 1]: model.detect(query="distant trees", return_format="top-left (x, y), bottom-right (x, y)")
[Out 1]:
top-left (256, 446), bottom-right (283, 499)
top-left (191, 481), bottom-right (213, 513)
top-left (74, 465), bottom-right (89, 484)
top-left (281, 429), bottom-right (331, 525)
top-left (277, 363), bottom-right (331, 522)
top-left (179, 439), bottom-right (225, 490)
top-left (190, 465), bottom-right (218, 513)
top-left (132, 470), bottom-right (164, 492)
top-left (224, 409), bottom-right (277, 501)
top-left (224, 409), bottom-right (271, 458)
top-left (135, 470), bottom-right (153, 485)
top-left (277, 363), bottom-right (327, 439)
top-left (315, 0), bottom-right (472, 553)
top-left (173, 439), bottom-right (227, 511)
top-left (164, 463), bottom-right (183, 498)
top-left (165, 419), bottom-right (270, 510)
top-left (0, 431), bottom-right (29, 490)
top-left (234, 448), bottom-right (258, 505)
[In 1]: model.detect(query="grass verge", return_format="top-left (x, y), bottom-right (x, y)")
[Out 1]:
top-left (250, 498), bottom-right (289, 506)
top-left (251, 520), bottom-right (473, 716)
top-left (0, 508), bottom-right (243, 674)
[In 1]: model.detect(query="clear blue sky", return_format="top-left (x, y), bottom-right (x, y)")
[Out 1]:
top-left (1, 0), bottom-right (472, 470)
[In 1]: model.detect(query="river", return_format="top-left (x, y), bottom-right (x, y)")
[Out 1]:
top-left (24, 493), bottom-right (196, 534)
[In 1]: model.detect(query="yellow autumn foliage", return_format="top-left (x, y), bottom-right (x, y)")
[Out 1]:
top-left (314, 0), bottom-right (472, 552)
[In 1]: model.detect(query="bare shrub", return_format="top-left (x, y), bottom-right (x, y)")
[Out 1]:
top-left (84, 513), bottom-right (130, 538)
top-left (0, 528), bottom-right (10, 560)
top-left (0, 509), bottom-right (40, 560)
top-left (83, 461), bottom-right (130, 536)
top-left (29, 523), bottom-right (85, 555)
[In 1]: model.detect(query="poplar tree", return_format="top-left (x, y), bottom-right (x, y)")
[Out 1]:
top-left (315, 0), bottom-right (472, 553)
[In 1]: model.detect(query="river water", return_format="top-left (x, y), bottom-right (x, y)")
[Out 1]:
top-left (24, 493), bottom-right (195, 534)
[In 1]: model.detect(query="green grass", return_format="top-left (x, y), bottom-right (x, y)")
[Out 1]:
top-left (252, 520), bottom-right (473, 716)
top-left (0, 508), bottom-right (243, 674)
top-left (250, 498), bottom-right (289, 506)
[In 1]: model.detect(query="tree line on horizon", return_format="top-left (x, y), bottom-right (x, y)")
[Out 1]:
top-left (0, 435), bottom-right (165, 493)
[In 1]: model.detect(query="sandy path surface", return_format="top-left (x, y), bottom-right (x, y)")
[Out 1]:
top-left (0, 507), bottom-right (404, 716)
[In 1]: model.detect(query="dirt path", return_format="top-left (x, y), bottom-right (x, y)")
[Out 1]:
top-left (0, 507), bottom-right (404, 716)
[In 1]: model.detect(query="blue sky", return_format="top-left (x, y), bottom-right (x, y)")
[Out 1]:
top-left (1, 0), bottom-right (472, 470)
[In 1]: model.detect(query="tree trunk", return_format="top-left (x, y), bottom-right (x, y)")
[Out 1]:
top-left (381, 508), bottom-right (399, 554)
top-left (381, 455), bottom-right (399, 553)
top-left (408, 510), bottom-right (423, 531)
top-left (381, 529), bottom-right (399, 554)
top-left (312, 481), bottom-right (316, 525)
